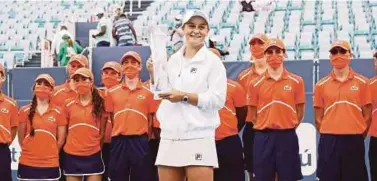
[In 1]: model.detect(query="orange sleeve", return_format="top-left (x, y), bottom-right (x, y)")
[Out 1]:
top-left (56, 108), bottom-right (68, 126)
top-left (313, 84), bottom-right (323, 108)
top-left (233, 83), bottom-right (246, 107)
top-left (148, 93), bottom-right (158, 113)
top-left (295, 78), bottom-right (306, 104)
top-left (18, 108), bottom-right (28, 124)
top-left (361, 81), bottom-right (372, 106)
top-left (10, 103), bottom-right (19, 127)
top-left (248, 84), bottom-right (259, 107)
top-left (104, 92), bottom-right (114, 113)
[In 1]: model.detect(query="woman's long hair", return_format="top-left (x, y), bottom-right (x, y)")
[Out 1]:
top-left (91, 87), bottom-right (105, 122)
top-left (28, 95), bottom-right (37, 136)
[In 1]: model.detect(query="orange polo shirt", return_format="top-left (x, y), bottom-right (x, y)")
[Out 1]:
top-left (313, 69), bottom-right (371, 134)
top-left (248, 69), bottom-right (306, 130)
top-left (216, 79), bottom-right (246, 140)
top-left (143, 80), bottom-right (161, 129)
top-left (19, 104), bottom-right (67, 167)
top-left (52, 81), bottom-right (77, 108)
top-left (64, 98), bottom-right (103, 156)
top-left (0, 94), bottom-right (18, 144)
top-left (105, 81), bottom-right (158, 136)
top-left (368, 76), bottom-right (377, 137)
top-left (99, 89), bottom-right (112, 143)
top-left (237, 66), bottom-right (262, 122)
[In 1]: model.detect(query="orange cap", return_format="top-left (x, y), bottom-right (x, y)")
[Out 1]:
top-left (35, 74), bottom-right (55, 87)
top-left (0, 63), bottom-right (5, 76)
top-left (264, 38), bottom-right (286, 52)
top-left (120, 51), bottom-right (142, 64)
top-left (330, 40), bottom-right (352, 52)
top-left (71, 68), bottom-right (94, 80)
top-left (102, 61), bottom-right (122, 73)
top-left (249, 33), bottom-right (269, 44)
top-left (68, 54), bottom-right (89, 68)
top-left (208, 48), bottom-right (221, 57)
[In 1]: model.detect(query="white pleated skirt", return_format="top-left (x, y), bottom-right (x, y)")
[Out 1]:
top-left (155, 137), bottom-right (219, 168)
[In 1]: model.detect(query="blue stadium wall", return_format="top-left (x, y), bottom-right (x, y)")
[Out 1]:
top-left (9, 46), bottom-right (375, 181)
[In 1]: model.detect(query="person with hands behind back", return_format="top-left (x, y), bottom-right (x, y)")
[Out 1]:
top-left (237, 33), bottom-right (269, 180)
top-left (17, 74), bottom-right (67, 181)
top-left (248, 38), bottom-right (305, 181)
top-left (105, 51), bottom-right (158, 181)
top-left (99, 61), bottom-right (122, 181)
top-left (314, 40), bottom-right (371, 181)
top-left (209, 48), bottom-right (247, 181)
top-left (62, 68), bottom-right (107, 181)
top-left (0, 63), bottom-right (18, 181)
top-left (148, 10), bottom-right (227, 181)
top-left (144, 59), bottom-right (162, 181)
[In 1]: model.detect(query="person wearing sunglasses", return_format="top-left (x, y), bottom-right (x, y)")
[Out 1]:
top-left (99, 61), bottom-right (122, 181)
top-left (237, 33), bottom-right (268, 180)
top-left (105, 51), bottom-right (158, 181)
top-left (368, 52), bottom-right (377, 181)
top-left (17, 74), bottom-right (67, 181)
top-left (314, 40), bottom-right (371, 181)
top-left (248, 38), bottom-right (305, 181)
top-left (62, 68), bottom-right (107, 181)
top-left (0, 64), bottom-right (19, 181)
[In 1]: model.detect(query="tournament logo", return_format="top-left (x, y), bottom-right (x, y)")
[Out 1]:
top-left (284, 85), bottom-right (292, 91)
top-left (47, 116), bottom-right (56, 122)
top-left (350, 85), bottom-right (358, 91)
top-left (1, 108), bottom-right (8, 113)
top-left (137, 95), bottom-right (145, 100)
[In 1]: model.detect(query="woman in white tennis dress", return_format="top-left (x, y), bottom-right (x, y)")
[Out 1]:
top-left (148, 10), bottom-right (227, 181)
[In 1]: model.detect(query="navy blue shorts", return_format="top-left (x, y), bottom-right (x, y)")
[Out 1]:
top-left (102, 143), bottom-right (111, 181)
top-left (317, 134), bottom-right (368, 181)
top-left (108, 135), bottom-right (152, 181)
top-left (253, 129), bottom-right (302, 181)
top-left (0, 144), bottom-right (12, 181)
top-left (369, 136), bottom-right (377, 181)
top-left (59, 149), bottom-right (66, 181)
top-left (62, 151), bottom-right (104, 176)
top-left (149, 138), bottom-right (160, 181)
top-left (17, 164), bottom-right (60, 180)
top-left (242, 122), bottom-right (255, 173)
top-left (214, 135), bottom-right (245, 181)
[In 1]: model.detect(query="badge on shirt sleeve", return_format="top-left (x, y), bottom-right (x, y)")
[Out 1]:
top-left (0, 108), bottom-right (8, 113)
top-left (47, 116), bottom-right (56, 122)
top-left (137, 95), bottom-right (146, 100)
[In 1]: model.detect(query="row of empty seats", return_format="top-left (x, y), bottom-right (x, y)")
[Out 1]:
top-left (0, 0), bottom-right (123, 68)
top-left (134, 0), bottom-right (377, 61)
